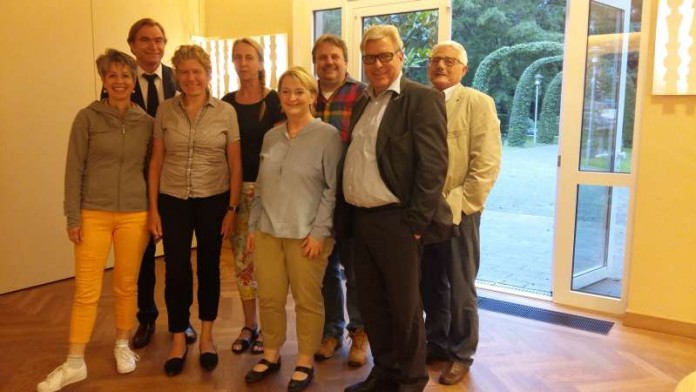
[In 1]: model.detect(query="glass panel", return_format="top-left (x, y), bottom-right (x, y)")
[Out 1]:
top-left (579, 0), bottom-right (641, 173)
top-left (362, 10), bottom-right (438, 85)
top-left (571, 185), bottom-right (628, 298)
top-left (451, 0), bottom-right (567, 296)
top-left (314, 8), bottom-right (341, 39)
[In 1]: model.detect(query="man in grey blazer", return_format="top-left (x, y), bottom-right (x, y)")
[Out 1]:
top-left (342, 25), bottom-right (452, 392)
top-left (120, 18), bottom-right (196, 349)
top-left (421, 40), bottom-right (502, 385)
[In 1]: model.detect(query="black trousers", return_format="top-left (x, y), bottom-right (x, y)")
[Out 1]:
top-left (420, 211), bottom-right (481, 365)
top-left (159, 192), bottom-right (228, 333)
top-left (136, 238), bottom-right (158, 324)
top-left (352, 206), bottom-right (428, 391)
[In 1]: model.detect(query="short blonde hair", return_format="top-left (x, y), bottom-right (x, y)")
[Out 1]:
top-left (171, 45), bottom-right (212, 76)
top-left (360, 25), bottom-right (403, 53)
top-left (278, 66), bottom-right (318, 116)
top-left (278, 66), bottom-right (318, 96)
top-left (96, 49), bottom-right (137, 81)
top-left (432, 40), bottom-right (469, 66)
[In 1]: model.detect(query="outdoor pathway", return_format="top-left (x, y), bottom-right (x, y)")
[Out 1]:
top-left (479, 143), bottom-right (558, 295)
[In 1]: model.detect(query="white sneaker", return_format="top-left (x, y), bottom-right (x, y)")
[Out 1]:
top-left (114, 345), bottom-right (140, 374)
top-left (36, 362), bottom-right (87, 392)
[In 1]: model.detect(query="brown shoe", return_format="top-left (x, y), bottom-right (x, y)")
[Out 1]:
top-left (439, 360), bottom-right (470, 385)
top-left (314, 337), bottom-right (342, 360)
top-left (347, 329), bottom-right (369, 367)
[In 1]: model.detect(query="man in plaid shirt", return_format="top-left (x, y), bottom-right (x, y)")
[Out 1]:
top-left (311, 34), bottom-right (369, 367)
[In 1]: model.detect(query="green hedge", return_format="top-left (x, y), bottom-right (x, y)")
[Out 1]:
top-left (537, 71), bottom-right (563, 144)
top-left (472, 41), bottom-right (563, 94)
top-left (507, 55), bottom-right (563, 146)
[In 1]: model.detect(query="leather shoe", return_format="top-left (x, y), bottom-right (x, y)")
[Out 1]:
top-left (163, 347), bottom-right (188, 377)
top-left (314, 337), bottom-right (342, 360)
top-left (185, 324), bottom-right (197, 344)
top-left (132, 322), bottom-right (155, 349)
top-left (287, 366), bottom-right (313, 392)
top-left (245, 357), bottom-right (281, 383)
top-left (347, 329), bottom-right (368, 367)
top-left (199, 352), bottom-right (218, 371)
top-left (344, 372), bottom-right (397, 392)
top-left (439, 360), bottom-right (469, 385)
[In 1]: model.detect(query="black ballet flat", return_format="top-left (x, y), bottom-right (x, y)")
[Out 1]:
top-left (199, 351), bottom-right (218, 371)
top-left (164, 347), bottom-right (188, 376)
top-left (288, 366), bottom-right (314, 392)
top-left (245, 357), bottom-right (281, 383)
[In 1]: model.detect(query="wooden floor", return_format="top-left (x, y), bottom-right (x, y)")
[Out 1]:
top-left (2, 244), bottom-right (695, 392)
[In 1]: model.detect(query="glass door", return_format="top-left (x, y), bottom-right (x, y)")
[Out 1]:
top-left (347, 0), bottom-right (450, 82)
top-left (553, 0), bottom-right (642, 313)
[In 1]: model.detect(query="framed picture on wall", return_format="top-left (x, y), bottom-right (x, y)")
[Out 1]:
top-left (652, 0), bottom-right (695, 95)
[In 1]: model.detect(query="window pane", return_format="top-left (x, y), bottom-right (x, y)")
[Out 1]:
top-left (579, 0), bottom-right (641, 173)
top-left (362, 10), bottom-right (438, 85)
top-left (571, 185), bottom-right (628, 298)
top-left (314, 8), bottom-right (342, 40)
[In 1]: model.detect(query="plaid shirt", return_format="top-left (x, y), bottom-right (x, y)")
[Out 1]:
top-left (316, 74), bottom-right (367, 143)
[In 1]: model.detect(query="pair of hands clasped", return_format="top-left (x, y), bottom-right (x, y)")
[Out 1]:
top-left (246, 233), bottom-right (324, 259)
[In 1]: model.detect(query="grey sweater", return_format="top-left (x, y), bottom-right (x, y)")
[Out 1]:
top-left (64, 101), bottom-right (153, 228)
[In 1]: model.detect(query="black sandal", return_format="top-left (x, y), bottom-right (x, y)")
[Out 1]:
top-left (231, 326), bottom-right (259, 354)
top-left (250, 330), bottom-right (264, 354)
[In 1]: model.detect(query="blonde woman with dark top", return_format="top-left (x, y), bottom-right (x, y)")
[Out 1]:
top-left (221, 37), bottom-right (285, 355)
top-left (244, 66), bottom-right (343, 392)
top-left (37, 49), bottom-right (152, 392)
top-left (148, 45), bottom-right (242, 376)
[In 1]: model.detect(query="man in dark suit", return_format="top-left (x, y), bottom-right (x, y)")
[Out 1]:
top-left (119, 18), bottom-right (196, 348)
top-left (342, 25), bottom-right (452, 392)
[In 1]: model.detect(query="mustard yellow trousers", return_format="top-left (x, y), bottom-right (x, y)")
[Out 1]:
top-left (255, 231), bottom-right (333, 357)
top-left (68, 210), bottom-right (149, 344)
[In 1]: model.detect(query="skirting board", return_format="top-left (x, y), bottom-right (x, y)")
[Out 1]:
top-left (624, 312), bottom-right (696, 339)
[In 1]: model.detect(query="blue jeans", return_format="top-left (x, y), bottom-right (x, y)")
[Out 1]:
top-left (321, 237), bottom-right (364, 338)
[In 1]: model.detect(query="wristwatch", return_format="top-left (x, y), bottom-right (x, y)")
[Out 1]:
top-left (227, 205), bottom-right (240, 213)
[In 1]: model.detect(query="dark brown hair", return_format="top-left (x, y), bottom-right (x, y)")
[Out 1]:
top-left (127, 18), bottom-right (167, 44)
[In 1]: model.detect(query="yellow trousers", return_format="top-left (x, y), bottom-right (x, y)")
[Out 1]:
top-left (69, 210), bottom-right (149, 344)
top-left (255, 231), bottom-right (333, 357)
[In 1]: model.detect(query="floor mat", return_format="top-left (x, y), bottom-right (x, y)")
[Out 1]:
top-left (478, 296), bottom-right (614, 334)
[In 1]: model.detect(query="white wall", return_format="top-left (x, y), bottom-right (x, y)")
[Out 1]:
top-left (0, 0), bottom-right (202, 294)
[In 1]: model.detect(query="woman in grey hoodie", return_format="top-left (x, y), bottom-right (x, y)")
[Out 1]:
top-left (37, 49), bottom-right (153, 392)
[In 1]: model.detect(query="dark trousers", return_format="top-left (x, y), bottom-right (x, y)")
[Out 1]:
top-left (321, 237), bottom-right (364, 338)
top-left (159, 192), bottom-right (228, 333)
top-left (136, 238), bottom-right (158, 323)
top-left (421, 211), bottom-right (481, 365)
top-left (353, 206), bottom-right (428, 391)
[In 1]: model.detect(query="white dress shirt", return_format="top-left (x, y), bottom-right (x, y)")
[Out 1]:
top-left (343, 74), bottom-right (403, 208)
top-left (137, 64), bottom-right (164, 110)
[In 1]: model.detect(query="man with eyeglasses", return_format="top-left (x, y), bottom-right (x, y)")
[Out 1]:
top-left (342, 25), bottom-right (453, 392)
top-left (421, 40), bottom-right (501, 385)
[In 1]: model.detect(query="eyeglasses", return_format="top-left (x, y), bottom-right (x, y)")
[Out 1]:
top-left (362, 51), bottom-right (399, 65)
top-left (429, 56), bottom-right (462, 67)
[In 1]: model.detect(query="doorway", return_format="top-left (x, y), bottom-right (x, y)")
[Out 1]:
top-left (297, 0), bottom-right (643, 315)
